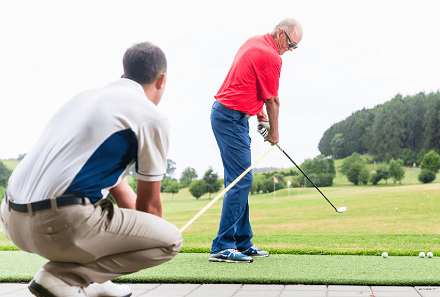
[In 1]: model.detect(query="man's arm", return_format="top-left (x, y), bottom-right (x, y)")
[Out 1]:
top-left (109, 177), bottom-right (163, 217)
top-left (109, 177), bottom-right (136, 209)
top-left (264, 96), bottom-right (280, 145)
top-left (136, 179), bottom-right (163, 218)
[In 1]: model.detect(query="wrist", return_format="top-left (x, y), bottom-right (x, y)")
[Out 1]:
top-left (257, 114), bottom-right (267, 120)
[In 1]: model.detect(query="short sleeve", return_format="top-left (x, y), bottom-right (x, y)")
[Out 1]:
top-left (136, 118), bottom-right (170, 181)
top-left (256, 55), bottom-right (282, 100)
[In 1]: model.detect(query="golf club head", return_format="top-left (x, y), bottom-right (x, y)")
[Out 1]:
top-left (336, 207), bottom-right (347, 213)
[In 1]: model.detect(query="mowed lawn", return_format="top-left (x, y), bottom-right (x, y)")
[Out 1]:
top-left (1, 165), bottom-right (440, 256)
top-left (159, 165), bottom-right (440, 255)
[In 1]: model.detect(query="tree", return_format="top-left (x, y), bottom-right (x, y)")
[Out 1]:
top-left (388, 158), bottom-right (405, 184)
top-left (358, 167), bottom-right (370, 185)
top-left (189, 179), bottom-right (207, 199)
top-left (251, 174), bottom-right (266, 194)
top-left (369, 173), bottom-right (382, 185)
top-left (400, 148), bottom-right (417, 166)
top-left (376, 164), bottom-right (390, 184)
top-left (423, 99), bottom-right (440, 151)
top-left (0, 161), bottom-right (12, 187)
top-left (346, 163), bottom-right (364, 185)
top-left (330, 133), bottom-right (349, 159)
top-left (262, 176), bottom-right (286, 193)
top-left (179, 167), bottom-right (198, 188)
top-left (341, 153), bottom-right (363, 175)
top-left (416, 149), bottom-right (427, 166)
top-left (165, 159), bottom-right (176, 179)
top-left (203, 167), bottom-right (222, 198)
top-left (164, 180), bottom-right (180, 201)
top-left (418, 169), bottom-right (436, 184)
top-left (161, 177), bottom-right (176, 192)
top-left (299, 155), bottom-right (336, 187)
top-left (421, 150), bottom-right (440, 173)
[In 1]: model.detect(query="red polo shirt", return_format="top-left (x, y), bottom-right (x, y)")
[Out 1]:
top-left (215, 33), bottom-right (282, 115)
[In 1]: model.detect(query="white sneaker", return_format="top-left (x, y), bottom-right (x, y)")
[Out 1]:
top-left (28, 268), bottom-right (87, 297)
top-left (85, 281), bottom-right (132, 297)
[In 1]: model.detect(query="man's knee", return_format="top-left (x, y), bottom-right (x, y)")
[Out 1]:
top-left (163, 224), bottom-right (183, 256)
top-left (241, 172), bottom-right (253, 188)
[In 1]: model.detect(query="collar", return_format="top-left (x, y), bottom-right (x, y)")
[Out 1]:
top-left (111, 78), bottom-right (145, 96)
top-left (264, 33), bottom-right (279, 53)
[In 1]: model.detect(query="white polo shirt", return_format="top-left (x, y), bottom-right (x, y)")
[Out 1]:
top-left (8, 78), bottom-right (169, 204)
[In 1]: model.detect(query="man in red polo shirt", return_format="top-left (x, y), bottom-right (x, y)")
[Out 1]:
top-left (209, 18), bottom-right (303, 263)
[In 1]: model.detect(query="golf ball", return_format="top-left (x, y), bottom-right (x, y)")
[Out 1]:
top-left (427, 252), bottom-right (433, 258)
top-left (382, 252), bottom-right (388, 258)
top-left (419, 252), bottom-right (425, 258)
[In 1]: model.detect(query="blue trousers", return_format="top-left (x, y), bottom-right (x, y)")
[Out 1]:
top-left (210, 101), bottom-right (254, 253)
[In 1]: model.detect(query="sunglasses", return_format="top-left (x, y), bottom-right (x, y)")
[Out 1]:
top-left (284, 31), bottom-right (298, 49)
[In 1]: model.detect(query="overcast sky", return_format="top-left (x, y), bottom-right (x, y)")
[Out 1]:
top-left (1, 0), bottom-right (439, 179)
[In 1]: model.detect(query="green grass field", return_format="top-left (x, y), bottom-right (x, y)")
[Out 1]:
top-left (1, 165), bottom-right (439, 256)
top-left (1, 159), bottom-right (20, 171)
top-left (1, 252), bottom-right (439, 286)
top-left (2, 163), bottom-right (440, 285)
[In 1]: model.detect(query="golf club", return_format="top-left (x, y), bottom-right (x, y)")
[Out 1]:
top-left (257, 124), bottom-right (346, 213)
top-left (179, 144), bottom-right (276, 233)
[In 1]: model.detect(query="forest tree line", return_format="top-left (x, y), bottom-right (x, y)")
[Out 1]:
top-left (318, 91), bottom-right (440, 165)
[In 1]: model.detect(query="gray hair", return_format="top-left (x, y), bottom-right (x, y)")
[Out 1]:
top-left (274, 18), bottom-right (300, 35)
top-left (123, 42), bottom-right (167, 85)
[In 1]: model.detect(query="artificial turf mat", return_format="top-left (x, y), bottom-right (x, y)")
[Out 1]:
top-left (1, 251), bottom-right (439, 286)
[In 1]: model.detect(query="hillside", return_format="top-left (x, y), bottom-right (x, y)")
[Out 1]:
top-left (318, 91), bottom-right (440, 163)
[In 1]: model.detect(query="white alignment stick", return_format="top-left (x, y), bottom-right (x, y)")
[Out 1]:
top-left (179, 145), bottom-right (276, 233)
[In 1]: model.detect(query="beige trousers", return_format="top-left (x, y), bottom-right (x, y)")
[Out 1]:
top-left (0, 198), bottom-right (183, 287)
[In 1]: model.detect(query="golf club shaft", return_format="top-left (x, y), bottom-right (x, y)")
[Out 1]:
top-left (275, 144), bottom-right (338, 212)
top-left (179, 145), bottom-right (276, 233)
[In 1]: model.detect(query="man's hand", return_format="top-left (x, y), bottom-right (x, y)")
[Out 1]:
top-left (258, 119), bottom-right (270, 131)
top-left (257, 111), bottom-right (270, 138)
top-left (264, 96), bottom-right (280, 145)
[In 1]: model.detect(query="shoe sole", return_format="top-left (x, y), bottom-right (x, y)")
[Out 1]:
top-left (209, 257), bottom-right (253, 263)
top-left (29, 280), bottom-right (56, 297)
top-left (249, 254), bottom-right (270, 258)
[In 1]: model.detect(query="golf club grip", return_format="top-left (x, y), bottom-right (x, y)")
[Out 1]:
top-left (179, 145), bottom-right (276, 233)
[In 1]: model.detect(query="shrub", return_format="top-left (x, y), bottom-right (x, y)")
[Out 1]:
top-left (346, 163), bottom-right (364, 185)
top-left (341, 153), bottom-right (363, 175)
top-left (401, 148), bottom-right (417, 166)
top-left (299, 173), bottom-right (333, 187)
top-left (189, 180), bottom-right (207, 199)
top-left (263, 178), bottom-right (287, 193)
top-left (388, 158), bottom-right (405, 185)
top-left (376, 164), bottom-right (390, 184)
top-left (370, 173), bottom-right (382, 185)
top-left (418, 169), bottom-right (436, 184)
top-left (421, 150), bottom-right (440, 173)
top-left (358, 167), bottom-right (370, 185)
top-left (0, 161), bottom-right (12, 187)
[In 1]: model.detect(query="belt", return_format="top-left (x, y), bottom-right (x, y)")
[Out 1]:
top-left (215, 101), bottom-right (252, 119)
top-left (6, 195), bottom-right (85, 213)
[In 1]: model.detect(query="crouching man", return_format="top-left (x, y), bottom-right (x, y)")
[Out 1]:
top-left (0, 42), bottom-right (182, 297)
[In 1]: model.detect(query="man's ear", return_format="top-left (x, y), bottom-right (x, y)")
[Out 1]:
top-left (155, 73), bottom-right (167, 90)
